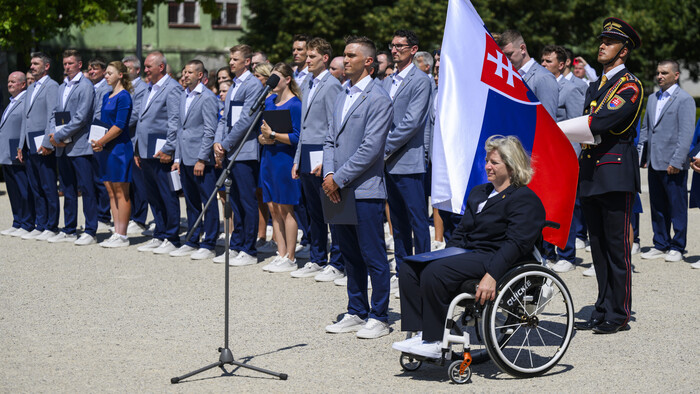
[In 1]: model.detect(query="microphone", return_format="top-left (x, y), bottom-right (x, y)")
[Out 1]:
top-left (248, 74), bottom-right (281, 116)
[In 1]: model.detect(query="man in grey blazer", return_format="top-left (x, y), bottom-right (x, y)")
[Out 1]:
top-left (323, 36), bottom-right (393, 340)
top-left (17, 52), bottom-right (60, 241)
top-left (134, 51), bottom-right (184, 255)
top-left (123, 55), bottom-right (150, 235)
top-left (382, 30), bottom-right (433, 292)
top-left (291, 37), bottom-right (345, 280)
top-left (498, 30), bottom-right (558, 118)
top-left (48, 49), bottom-right (98, 246)
top-left (639, 59), bottom-right (696, 262)
top-left (88, 57), bottom-right (113, 228)
top-left (1, 72), bottom-right (34, 237)
top-left (213, 44), bottom-right (264, 266)
top-left (170, 59), bottom-right (220, 261)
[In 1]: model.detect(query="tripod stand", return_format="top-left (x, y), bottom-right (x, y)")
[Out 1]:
top-left (171, 104), bottom-right (287, 384)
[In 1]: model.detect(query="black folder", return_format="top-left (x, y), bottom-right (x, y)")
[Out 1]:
top-left (321, 187), bottom-right (357, 225)
top-left (263, 109), bottom-right (293, 134)
top-left (300, 144), bottom-right (323, 173)
top-left (147, 133), bottom-right (168, 157)
top-left (55, 111), bottom-right (71, 126)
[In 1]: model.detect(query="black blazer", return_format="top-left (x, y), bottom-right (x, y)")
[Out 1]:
top-left (446, 183), bottom-right (545, 281)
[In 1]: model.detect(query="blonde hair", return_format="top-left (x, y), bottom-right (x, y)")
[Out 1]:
top-left (484, 135), bottom-right (533, 186)
top-left (253, 62), bottom-right (272, 78)
top-left (272, 62), bottom-right (301, 99)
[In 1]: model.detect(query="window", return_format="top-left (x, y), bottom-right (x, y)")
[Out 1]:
top-left (212, 0), bottom-right (240, 29)
top-left (168, 0), bottom-right (200, 27)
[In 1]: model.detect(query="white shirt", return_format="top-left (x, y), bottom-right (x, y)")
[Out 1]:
top-left (341, 74), bottom-right (372, 124)
top-left (476, 189), bottom-right (499, 214)
top-left (2, 90), bottom-right (25, 123)
top-left (93, 78), bottom-right (106, 92)
top-left (556, 74), bottom-right (563, 82)
top-left (518, 58), bottom-right (536, 76)
top-left (144, 74), bottom-right (171, 112)
top-left (30, 75), bottom-right (49, 106)
top-left (294, 67), bottom-right (309, 87)
top-left (602, 64), bottom-right (625, 82)
top-left (184, 82), bottom-right (204, 117)
top-left (307, 70), bottom-right (329, 109)
top-left (655, 83), bottom-right (678, 125)
top-left (62, 73), bottom-right (83, 109)
top-left (230, 70), bottom-right (251, 101)
top-left (389, 63), bottom-right (414, 99)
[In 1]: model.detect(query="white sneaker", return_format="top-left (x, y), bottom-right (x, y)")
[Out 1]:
top-left (267, 256), bottom-right (297, 272)
top-left (665, 250), bottom-right (682, 262)
top-left (585, 245), bottom-right (591, 252)
top-left (295, 244), bottom-right (311, 259)
top-left (575, 238), bottom-right (587, 249)
top-left (357, 318), bottom-right (390, 339)
top-left (153, 240), bottom-right (177, 255)
top-left (325, 314), bottom-right (365, 333)
top-left (641, 248), bottom-right (666, 260)
top-left (230, 251), bottom-right (258, 266)
top-left (314, 265), bottom-right (345, 282)
top-left (392, 333), bottom-right (423, 352)
top-left (390, 275), bottom-right (400, 293)
top-left (191, 248), bottom-right (215, 260)
top-left (1, 227), bottom-right (19, 236)
top-left (291, 262), bottom-right (323, 278)
top-left (431, 240), bottom-right (446, 251)
top-left (137, 238), bottom-right (163, 252)
top-left (690, 261), bottom-right (700, 269)
top-left (10, 228), bottom-right (29, 237)
top-left (262, 253), bottom-right (287, 271)
top-left (551, 260), bottom-right (575, 273)
top-left (48, 231), bottom-right (77, 243)
top-left (257, 240), bottom-right (278, 253)
top-left (631, 242), bottom-right (640, 255)
top-left (385, 235), bottom-right (394, 252)
top-left (334, 276), bottom-right (348, 286)
top-left (74, 233), bottom-right (96, 246)
top-left (389, 258), bottom-right (396, 273)
top-left (100, 233), bottom-right (120, 247)
top-left (213, 249), bottom-right (239, 263)
top-left (408, 340), bottom-right (443, 359)
top-left (101, 234), bottom-right (129, 248)
top-left (97, 221), bottom-right (111, 232)
top-left (126, 220), bottom-right (146, 235)
top-left (169, 244), bottom-right (197, 257)
top-left (33, 230), bottom-right (57, 241)
top-left (582, 266), bottom-right (596, 277)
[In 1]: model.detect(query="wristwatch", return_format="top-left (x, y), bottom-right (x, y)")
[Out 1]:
top-left (270, 131), bottom-right (276, 140)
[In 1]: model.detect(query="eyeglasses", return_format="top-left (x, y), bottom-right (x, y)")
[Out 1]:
top-left (388, 43), bottom-right (411, 50)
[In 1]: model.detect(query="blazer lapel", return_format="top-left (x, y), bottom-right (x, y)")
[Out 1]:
top-left (655, 88), bottom-right (678, 125)
top-left (0, 96), bottom-right (22, 128)
top-left (480, 184), bottom-right (516, 213)
top-left (183, 93), bottom-right (200, 125)
top-left (25, 82), bottom-right (44, 114)
top-left (303, 75), bottom-right (326, 122)
top-left (63, 79), bottom-right (82, 110)
top-left (338, 90), bottom-right (368, 133)
top-left (142, 79), bottom-right (168, 115)
top-left (392, 67), bottom-right (416, 100)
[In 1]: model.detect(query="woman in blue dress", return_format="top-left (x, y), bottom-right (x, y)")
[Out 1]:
top-left (258, 63), bottom-right (302, 272)
top-left (90, 61), bottom-right (133, 248)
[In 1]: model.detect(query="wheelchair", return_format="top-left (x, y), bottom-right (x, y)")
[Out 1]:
top-left (398, 224), bottom-right (575, 384)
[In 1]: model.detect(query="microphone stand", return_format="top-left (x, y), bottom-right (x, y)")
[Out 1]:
top-left (171, 102), bottom-right (288, 384)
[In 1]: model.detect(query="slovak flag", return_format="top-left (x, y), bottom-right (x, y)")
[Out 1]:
top-left (431, 0), bottom-right (578, 248)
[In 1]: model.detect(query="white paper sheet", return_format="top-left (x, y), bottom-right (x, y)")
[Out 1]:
top-left (155, 138), bottom-right (166, 154)
top-left (229, 105), bottom-right (243, 127)
top-left (33, 135), bottom-right (44, 151)
top-left (89, 125), bottom-right (107, 143)
top-left (309, 150), bottom-right (323, 171)
top-left (556, 115), bottom-right (600, 145)
top-left (54, 125), bottom-right (72, 143)
top-left (170, 170), bottom-right (182, 191)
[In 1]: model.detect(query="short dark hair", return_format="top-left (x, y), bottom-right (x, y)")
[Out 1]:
top-left (393, 29), bottom-right (419, 47)
top-left (30, 52), bottom-right (51, 67)
top-left (497, 30), bottom-right (524, 48)
top-left (307, 37), bottom-right (333, 65)
top-left (62, 49), bottom-right (82, 62)
top-left (186, 59), bottom-right (205, 74)
top-left (88, 57), bottom-right (107, 70)
top-left (658, 59), bottom-right (680, 73)
top-left (345, 36), bottom-right (376, 60)
top-left (541, 45), bottom-right (567, 64)
top-left (562, 47), bottom-right (574, 62)
top-left (293, 34), bottom-right (310, 43)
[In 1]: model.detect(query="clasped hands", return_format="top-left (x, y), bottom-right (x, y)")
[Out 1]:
top-left (258, 120), bottom-right (275, 145)
top-left (322, 174), bottom-right (340, 203)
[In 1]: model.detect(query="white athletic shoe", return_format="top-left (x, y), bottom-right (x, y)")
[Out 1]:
top-left (1, 227), bottom-right (19, 236)
top-left (390, 275), bottom-right (400, 293)
top-left (230, 251), bottom-right (258, 266)
top-left (295, 244), bottom-right (311, 259)
top-left (126, 220), bottom-right (147, 235)
top-left (169, 245), bottom-right (197, 257)
top-left (97, 221), bottom-right (111, 232)
top-left (291, 262), bottom-right (323, 278)
top-left (267, 256), bottom-right (297, 272)
top-left (334, 276), bottom-right (348, 286)
top-left (33, 230), bottom-right (56, 241)
top-left (191, 248), bottom-right (215, 260)
top-left (101, 234), bottom-right (129, 248)
top-left (356, 318), bottom-right (390, 339)
top-left (585, 245), bottom-right (591, 253)
top-left (392, 333), bottom-right (423, 352)
top-left (550, 260), bottom-right (575, 273)
top-left (690, 261), bottom-right (700, 269)
top-left (314, 265), bottom-right (345, 282)
top-left (575, 238), bottom-right (587, 250)
top-left (408, 340), bottom-right (443, 359)
top-left (153, 240), bottom-right (177, 255)
top-left (48, 231), bottom-right (77, 243)
top-left (262, 253), bottom-right (286, 271)
top-left (74, 233), bottom-right (96, 246)
top-left (665, 250), bottom-right (683, 262)
top-left (137, 238), bottom-right (163, 252)
top-left (631, 242), bottom-right (640, 255)
top-left (10, 228), bottom-right (29, 238)
top-left (213, 249), bottom-right (238, 263)
top-left (641, 248), bottom-right (666, 260)
top-left (325, 314), bottom-right (365, 333)
top-left (582, 266), bottom-right (596, 277)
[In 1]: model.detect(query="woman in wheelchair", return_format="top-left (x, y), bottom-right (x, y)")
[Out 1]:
top-left (393, 135), bottom-right (545, 359)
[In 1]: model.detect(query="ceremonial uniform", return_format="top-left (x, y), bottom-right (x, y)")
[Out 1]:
top-left (578, 18), bottom-right (643, 333)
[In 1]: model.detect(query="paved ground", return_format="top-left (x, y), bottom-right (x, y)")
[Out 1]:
top-left (1, 169), bottom-right (699, 392)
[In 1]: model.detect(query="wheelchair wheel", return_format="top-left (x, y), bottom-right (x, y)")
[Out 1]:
top-left (448, 360), bottom-right (472, 384)
top-left (399, 354), bottom-right (422, 371)
top-left (483, 265), bottom-right (574, 378)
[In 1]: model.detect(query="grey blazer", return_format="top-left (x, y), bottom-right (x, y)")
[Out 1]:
top-left (323, 77), bottom-right (393, 200)
top-left (294, 71), bottom-right (343, 166)
top-left (567, 74), bottom-right (589, 93)
top-left (93, 80), bottom-right (112, 121)
top-left (19, 77), bottom-right (59, 153)
top-left (556, 77), bottom-right (584, 122)
top-left (51, 75), bottom-right (95, 157)
top-left (128, 78), bottom-right (148, 142)
top-left (381, 66), bottom-right (432, 174)
top-left (424, 79), bottom-right (437, 162)
top-left (0, 92), bottom-right (26, 165)
top-left (638, 85), bottom-right (696, 171)
top-left (135, 75), bottom-right (183, 159)
top-left (215, 72), bottom-right (264, 162)
top-left (522, 61), bottom-right (558, 119)
top-left (176, 84), bottom-right (219, 166)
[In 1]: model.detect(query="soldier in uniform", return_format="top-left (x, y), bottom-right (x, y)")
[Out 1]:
top-left (575, 18), bottom-right (643, 334)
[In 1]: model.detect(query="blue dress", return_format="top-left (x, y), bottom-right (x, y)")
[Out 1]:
top-left (97, 90), bottom-right (133, 183)
top-left (260, 94), bottom-right (301, 205)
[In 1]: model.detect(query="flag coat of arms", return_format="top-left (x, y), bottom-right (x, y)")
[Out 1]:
top-left (431, 0), bottom-right (578, 248)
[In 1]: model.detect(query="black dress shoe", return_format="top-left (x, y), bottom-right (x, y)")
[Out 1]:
top-left (574, 318), bottom-right (603, 330)
top-left (592, 321), bottom-right (631, 334)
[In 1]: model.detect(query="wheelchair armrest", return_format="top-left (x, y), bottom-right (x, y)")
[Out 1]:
top-left (459, 279), bottom-right (480, 294)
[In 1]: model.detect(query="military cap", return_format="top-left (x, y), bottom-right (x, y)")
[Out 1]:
top-left (599, 17), bottom-right (641, 50)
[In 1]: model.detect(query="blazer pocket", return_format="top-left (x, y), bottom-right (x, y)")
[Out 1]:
top-left (595, 153), bottom-right (623, 166)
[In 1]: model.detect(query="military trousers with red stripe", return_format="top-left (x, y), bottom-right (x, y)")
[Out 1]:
top-left (581, 191), bottom-right (633, 326)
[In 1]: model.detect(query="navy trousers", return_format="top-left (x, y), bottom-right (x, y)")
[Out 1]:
top-left (3, 164), bottom-right (34, 231)
top-left (648, 169), bottom-right (687, 252)
top-left (573, 195), bottom-right (588, 241)
top-left (335, 199), bottom-right (389, 322)
top-left (57, 155), bottom-right (99, 236)
top-left (24, 151), bottom-right (59, 232)
top-left (228, 160), bottom-right (258, 256)
top-left (140, 159), bottom-right (181, 245)
top-left (582, 192), bottom-right (633, 326)
top-left (130, 161), bottom-right (149, 226)
top-left (294, 192), bottom-right (310, 247)
top-left (385, 172), bottom-right (430, 272)
top-left (300, 173), bottom-right (343, 269)
top-left (180, 164), bottom-right (219, 250)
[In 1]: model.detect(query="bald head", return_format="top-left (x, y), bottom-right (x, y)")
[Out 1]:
top-left (144, 51), bottom-right (167, 83)
top-left (8, 71), bottom-right (27, 97)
